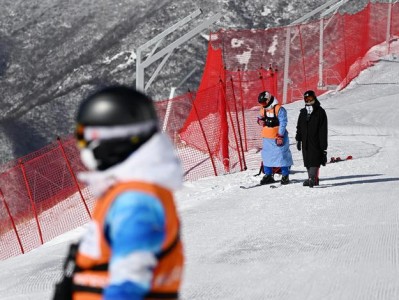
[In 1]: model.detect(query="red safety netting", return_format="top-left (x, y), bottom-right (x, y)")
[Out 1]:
top-left (154, 92), bottom-right (221, 181)
top-left (202, 2), bottom-right (398, 103)
top-left (0, 137), bottom-right (95, 260)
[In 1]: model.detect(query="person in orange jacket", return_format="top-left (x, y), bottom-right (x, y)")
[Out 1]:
top-left (257, 91), bottom-right (293, 185)
top-left (53, 86), bottom-right (184, 300)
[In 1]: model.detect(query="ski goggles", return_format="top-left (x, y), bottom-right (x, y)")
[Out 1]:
top-left (75, 121), bottom-right (158, 149)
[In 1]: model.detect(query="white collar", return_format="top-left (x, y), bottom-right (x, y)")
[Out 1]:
top-left (78, 133), bottom-right (183, 196)
top-left (264, 98), bottom-right (279, 110)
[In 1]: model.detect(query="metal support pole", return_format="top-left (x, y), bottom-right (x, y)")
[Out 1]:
top-left (386, 0), bottom-right (393, 54)
top-left (282, 26), bottom-right (291, 104)
top-left (237, 69), bottom-right (248, 152)
top-left (162, 67), bottom-right (197, 132)
top-left (136, 48), bottom-right (143, 92)
top-left (290, 0), bottom-right (341, 26)
top-left (136, 9), bottom-right (221, 92)
top-left (140, 13), bottom-right (222, 70)
top-left (318, 18), bottom-right (325, 88)
top-left (136, 9), bottom-right (203, 92)
top-left (144, 51), bottom-right (173, 91)
top-left (139, 9), bottom-right (202, 51)
top-left (282, 0), bottom-right (341, 103)
top-left (319, 0), bottom-right (349, 89)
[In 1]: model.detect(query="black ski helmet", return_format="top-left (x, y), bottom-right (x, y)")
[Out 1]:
top-left (76, 85), bottom-right (159, 170)
top-left (303, 90), bottom-right (317, 106)
top-left (258, 91), bottom-right (274, 107)
top-left (304, 90), bottom-right (317, 99)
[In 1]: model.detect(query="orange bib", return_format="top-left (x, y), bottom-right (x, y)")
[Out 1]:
top-left (72, 181), bottom-right (184, 300)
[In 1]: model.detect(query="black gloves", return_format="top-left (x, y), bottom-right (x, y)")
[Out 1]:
top-left (296, 141), bottom-right (301, 151)
top-left (321, 150), bottom-right (327, 166)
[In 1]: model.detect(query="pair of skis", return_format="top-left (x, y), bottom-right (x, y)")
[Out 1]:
top-left (240, 155), bottom-right (353, 189)
top-left (240, 179), bottom-right (299, 189)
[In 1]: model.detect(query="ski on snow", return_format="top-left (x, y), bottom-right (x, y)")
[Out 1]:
top-left (239, 183), bottom-right (262, 189)
top-left (269, 179), bottom-right (300, 189)
top-left (240, 179), bottom-right (300, 189)
top-left (240, 156), bottom-right (352, 190)
top-left (269, 184), bottom-right (284, 189)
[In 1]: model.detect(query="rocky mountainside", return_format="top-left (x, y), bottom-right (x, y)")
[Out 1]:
top-left (0, 0), bottom-right (368, 163)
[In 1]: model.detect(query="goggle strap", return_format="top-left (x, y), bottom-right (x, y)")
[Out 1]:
top-left (83, 120), bottom-right (158, 141)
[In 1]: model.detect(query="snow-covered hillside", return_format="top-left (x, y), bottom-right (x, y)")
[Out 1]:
top-left (1, 55), bottom-right (398, 300)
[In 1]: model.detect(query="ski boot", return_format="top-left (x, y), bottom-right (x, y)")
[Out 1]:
top-left (281, 175), bottom-right (290, 185)
top-left (303, 177), bottom-right (319, 187)
top-left (260, 174), bottom-right (275, 185)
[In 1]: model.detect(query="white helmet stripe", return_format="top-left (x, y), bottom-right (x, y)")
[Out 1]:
top-left (84, 120), bottom-right (158, 141)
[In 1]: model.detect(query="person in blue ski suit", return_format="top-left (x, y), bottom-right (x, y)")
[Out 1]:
top-left (52, 86), bottom-right (184, 300)
top-left (257, 91), bottom-right (293, 185)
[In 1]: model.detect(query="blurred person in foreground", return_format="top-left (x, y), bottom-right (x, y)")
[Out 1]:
top-left (53, 85), bottom-right (184, 300)
top-left (295, 90), bottom-right (328, 188)
top-left (257, 91), bottom-right (293, 185)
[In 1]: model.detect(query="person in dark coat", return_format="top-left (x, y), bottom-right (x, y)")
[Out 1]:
top-left (295, 90), bottom-right (328, 187)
